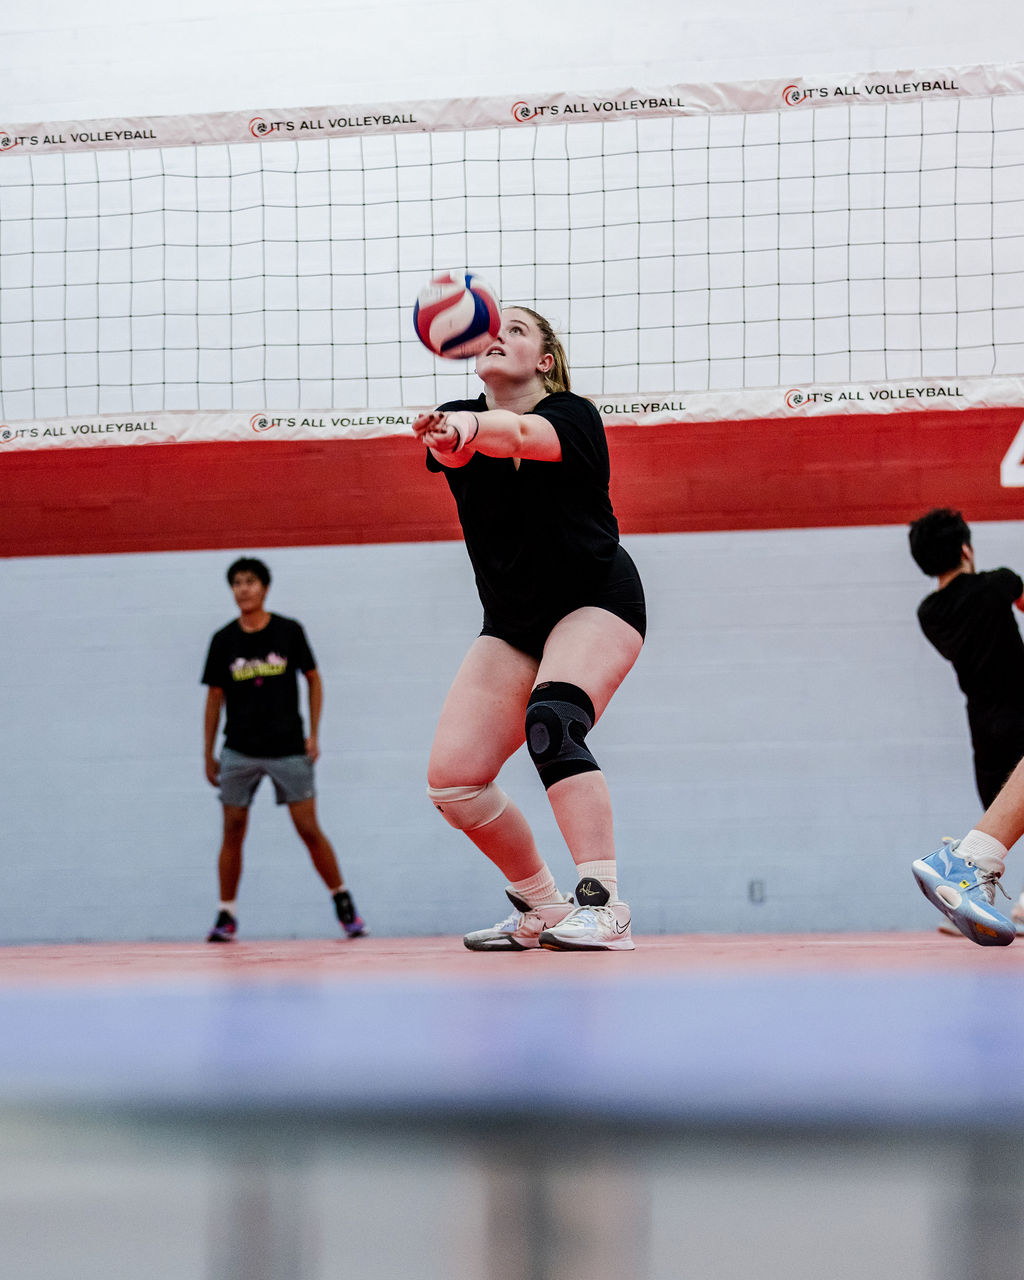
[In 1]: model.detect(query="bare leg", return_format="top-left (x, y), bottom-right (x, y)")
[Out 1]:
top-left (218, 804), bottom-right (249, 900)
top-left (428, 636), bottom-right (544, 882)
top-left (976, 756), bottom-right (1024, 851)
top-left (288, 797), bottom-right (344, 890)
top-left (534, 608), bottom-right (644, 869)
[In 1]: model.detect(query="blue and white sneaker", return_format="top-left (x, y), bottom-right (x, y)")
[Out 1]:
top-left (912, 838), bottom-right (1015, 946)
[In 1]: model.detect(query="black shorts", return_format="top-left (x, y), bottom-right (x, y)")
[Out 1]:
top-left (970, 707), bottom-right (1024, 807)
top-left (480, 544), bottom-right (646, 660)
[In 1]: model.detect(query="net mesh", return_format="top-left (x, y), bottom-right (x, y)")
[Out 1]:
top-left (1, 90), bottom-right (1023, 420)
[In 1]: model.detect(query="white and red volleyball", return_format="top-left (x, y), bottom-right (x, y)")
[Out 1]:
top-left (413, 271), bottom-right (501, 359)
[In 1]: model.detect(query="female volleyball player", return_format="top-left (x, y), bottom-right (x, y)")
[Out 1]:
top-left (412, 307), bottom-right (646, 951)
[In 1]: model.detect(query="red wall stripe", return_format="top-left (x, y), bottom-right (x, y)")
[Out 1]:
top-left (2, 409), bottom-right (1022, 558)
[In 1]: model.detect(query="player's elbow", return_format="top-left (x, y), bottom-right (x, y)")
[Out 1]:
top-left (511, 418), bottom-right (533, 456)
top-left (484, 417), bottom-right (526, 457)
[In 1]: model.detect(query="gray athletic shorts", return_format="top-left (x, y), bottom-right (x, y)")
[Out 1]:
top-left (218, 747), bottom-right (315, 807)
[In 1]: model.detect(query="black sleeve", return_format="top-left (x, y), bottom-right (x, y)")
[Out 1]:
top-left (988, 568), bottom-right (1024, 603)
top-left (201, 633), bottom-right (224, 688)
top-left (291, 621), bottom-right (317, 673)
top-left (532, 392), bottom-right (609, 484)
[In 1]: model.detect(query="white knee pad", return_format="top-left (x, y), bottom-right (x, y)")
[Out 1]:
top-left (427, 782), bottom-right (510, 832)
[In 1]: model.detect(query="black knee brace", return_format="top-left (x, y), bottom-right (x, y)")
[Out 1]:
top-left (525, 681), bottom-right (600, 789)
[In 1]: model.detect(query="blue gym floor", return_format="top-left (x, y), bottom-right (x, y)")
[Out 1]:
top-left (1, 932), bottom-right (1022, 1122)
top-left (2, 934), bottom-right (1023, 1280)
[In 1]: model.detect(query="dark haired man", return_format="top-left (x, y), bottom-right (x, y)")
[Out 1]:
top-left (908, 509), bottom-right (1024, 942)
top-left (201, 557), bottom-right (365, 942)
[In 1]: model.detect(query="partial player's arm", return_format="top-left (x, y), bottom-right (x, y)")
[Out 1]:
top-left (413, 408), bottom-right (561, 467)
top-left (998, 568), bottom-right (1024, 611)
top-left (304, 668), bottom-right (323, 761)
top-left (203, 686), bottom-right (224, 785)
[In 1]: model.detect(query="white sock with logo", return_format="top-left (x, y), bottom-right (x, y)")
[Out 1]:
top-left (957, 830), bottom-right (1008, 874)
top-left (574, 860), bottom-right (618, 902)
top-left (508, 865), bottom-right (564, 908)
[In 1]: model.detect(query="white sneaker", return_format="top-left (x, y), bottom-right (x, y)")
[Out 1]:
top-left (539, 878), bottom-right (635, 951)
top-left (463, 890), bottom-right (573, 951)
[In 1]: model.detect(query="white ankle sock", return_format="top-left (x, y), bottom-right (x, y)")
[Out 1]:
top-left (508, 866), bottom-right (563, 907)
top-left (575, 860), bottom-right (618, 901)
top-left (219, 901), bottom-right (236, 915)
top-left (957, 830), bottom-right (1008, 873)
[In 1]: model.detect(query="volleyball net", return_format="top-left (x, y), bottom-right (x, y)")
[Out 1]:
top-left (2, 64), bottom-right (1024, 452)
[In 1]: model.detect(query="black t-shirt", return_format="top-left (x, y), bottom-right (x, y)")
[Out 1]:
top-left (917, 569), bottom-right (1024, 715)
top-left (426, 391), bottom-right (621, 630)
top-left (201, 614), bottom-right (315, 757)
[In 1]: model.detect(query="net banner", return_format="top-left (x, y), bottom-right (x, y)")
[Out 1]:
top-left (4, 376), bottom-right (1024, 488)
top-left (2, 64), bottom-right (1023, 155)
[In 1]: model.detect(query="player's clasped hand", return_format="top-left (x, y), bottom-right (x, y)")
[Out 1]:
top-left (412, 409), bottom-right (478, 454)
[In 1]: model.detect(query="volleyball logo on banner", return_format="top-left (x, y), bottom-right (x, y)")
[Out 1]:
top-left (413, 273), bottom-right (501, 359)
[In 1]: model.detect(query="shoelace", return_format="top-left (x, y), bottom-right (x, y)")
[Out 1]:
top-left (974, 867), bottom-right (1012, 904)
top-left (565, 905), bottom-right (616, 929)
top-left (946, 838), bottom-right (1012, 904)
top-left (494, 910), bottom-right (524, 932)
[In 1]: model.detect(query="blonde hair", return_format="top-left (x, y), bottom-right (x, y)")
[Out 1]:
top-left (511, 306), bottom-right (571, 394)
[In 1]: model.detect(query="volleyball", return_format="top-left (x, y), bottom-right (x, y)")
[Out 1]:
top-left (413, 271), bottom-right (501, 359)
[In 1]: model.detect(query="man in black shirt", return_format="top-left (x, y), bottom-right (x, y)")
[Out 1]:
top-left (201, 557), bottom-right (365, 942)
top-left (909, 508), bottom-right (1024, 937)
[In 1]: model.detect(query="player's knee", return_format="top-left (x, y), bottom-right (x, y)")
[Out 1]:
top-left (222, 806), bottom-right (248, 837)
top-left (525, 681), bottom-right (600, 790)
top-left (427, 781), bottom-right (510, 831)
top-left (292, 816), bottom-right (323, 846)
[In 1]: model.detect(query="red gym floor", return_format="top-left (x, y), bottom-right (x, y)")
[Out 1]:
top-left (0, 930), bottom-right (1019, 987)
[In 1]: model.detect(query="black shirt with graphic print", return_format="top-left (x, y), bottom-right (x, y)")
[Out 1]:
top-left (201, 614), bottom-right (315, 758)
top-left (426, 391), bottom-right (621, 632)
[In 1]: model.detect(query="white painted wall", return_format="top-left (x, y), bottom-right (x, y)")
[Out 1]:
top-left (4, 0), bottom-right (1023, 123)
top-left (1, 522), bottom-right (1016, 942)
top-left (3, 3), bottom-right (1024, 941)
